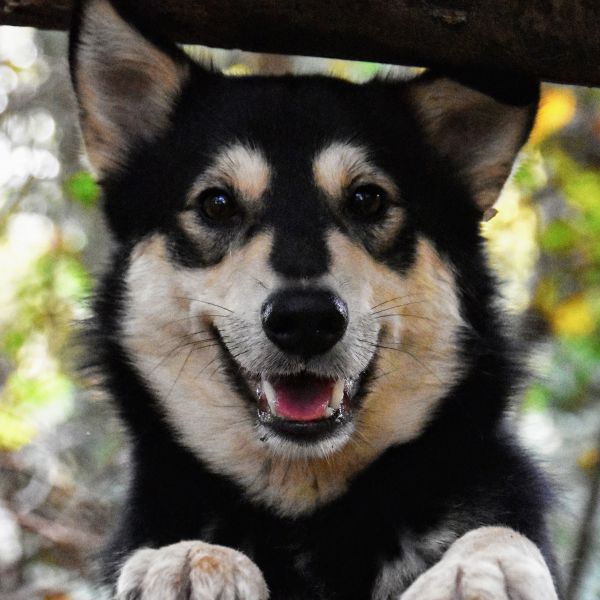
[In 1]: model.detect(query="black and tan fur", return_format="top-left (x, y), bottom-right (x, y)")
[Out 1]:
top-left (70, 1), bottom-right (560, 598)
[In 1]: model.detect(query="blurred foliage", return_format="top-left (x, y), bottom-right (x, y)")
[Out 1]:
top-left (0, 27), bottom-right (113, 600)
top-left (0, 25), bottom-right (600, 600)
top-left (484, 86), bottom-right (600, 414)
top-left (0, 29), bottom-right (90, 454)
top-left (483, 84), bottom-right (600, 598)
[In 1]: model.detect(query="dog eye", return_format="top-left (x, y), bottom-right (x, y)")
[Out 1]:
top-left (198, 189), bottom-right (239, 224)
top-left (347, 185), bottom-right (387, 219)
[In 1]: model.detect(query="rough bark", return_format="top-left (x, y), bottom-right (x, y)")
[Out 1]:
top-left (1, 1), bottom-right (599, 86)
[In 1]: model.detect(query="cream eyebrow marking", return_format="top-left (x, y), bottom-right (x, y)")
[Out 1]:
top-left (188, 142), bottom-right (272, 205)
top-left (312, 141), bottom-right (398, 201)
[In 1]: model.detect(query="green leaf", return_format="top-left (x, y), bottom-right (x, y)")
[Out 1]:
top-left (523, 383), bottom-right (550, 411)
top-left (55, 255), bottom-right (92, 301)
top-left (5, 371), bottom-right (74, 410)
top-left (355, 62), bottom-right (382, 78)
top-left (65, 171), bottom-right (100, 207)
top-left (540, 220), bottom-right (576, 252)
top-left (1, 330), bottom-right (25, 359)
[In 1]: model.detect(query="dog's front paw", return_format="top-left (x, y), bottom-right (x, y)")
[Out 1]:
top-left (115, 540), bottom-right (269, 600)
top-left (401, 527), bottom-right (557, 600)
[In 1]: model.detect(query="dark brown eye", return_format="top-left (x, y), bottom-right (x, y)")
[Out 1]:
top-left (198, 189), bottom-right (239, 224)
top-left (348, 185), bottom-right (387, 220)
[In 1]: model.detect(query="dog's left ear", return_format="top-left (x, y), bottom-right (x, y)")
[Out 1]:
top-left (408, 71), bottom-right (539, 212)
top-left (70, 0), bottom-right (191, 175)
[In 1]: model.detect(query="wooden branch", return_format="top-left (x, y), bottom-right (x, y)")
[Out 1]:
top-left (17, 511), bottom-right (104, 552)
top-left (566, 430), bottom-right (600, 600)
top-left (1, 1), bottom-right (599, 87)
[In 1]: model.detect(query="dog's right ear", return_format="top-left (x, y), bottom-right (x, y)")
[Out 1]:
top-left (70, 0), bottom-right (191, 175)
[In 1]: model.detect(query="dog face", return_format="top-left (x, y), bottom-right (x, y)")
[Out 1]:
top-left (72, 0), bottom-right (538, 516)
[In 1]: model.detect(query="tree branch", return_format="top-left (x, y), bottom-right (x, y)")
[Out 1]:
top-left (1, 1), bottom-right (600, 87)
top-left (566, 429), bottom-right (600, 600)
top-left (17, 511), bottom-right (104, 553)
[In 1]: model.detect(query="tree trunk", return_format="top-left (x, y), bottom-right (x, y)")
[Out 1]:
top-left (1, 1), bottom-right (600, 87)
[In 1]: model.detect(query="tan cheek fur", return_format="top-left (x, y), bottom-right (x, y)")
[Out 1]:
top-left (122, 233), bottom-right (357, 516)
top-left (326, 232), bottom-right (465, 453)
top-left (122, 230), bottom-right (464, 518)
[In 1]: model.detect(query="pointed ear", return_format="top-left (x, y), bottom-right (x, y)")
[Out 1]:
top-left (408, 71), bottom-right (539, 212)
top-left (69, 0), bottom-right (191, 174)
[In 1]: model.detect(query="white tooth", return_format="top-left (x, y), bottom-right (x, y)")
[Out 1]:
top-left (262, 378), bottom-right (278, 415)
top-left (329, 379), bottom-right (345, 410)
top-left (325, 406), bottom-right (334, 418)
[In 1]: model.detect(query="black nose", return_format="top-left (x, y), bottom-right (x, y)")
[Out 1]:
top-left (261, 289), bottom-right (348, 358)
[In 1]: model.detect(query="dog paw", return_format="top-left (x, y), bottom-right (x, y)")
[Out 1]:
top-left (115, 540), bottom-right (269, 600)
top-left (400, 527), bottom-right (558, 600)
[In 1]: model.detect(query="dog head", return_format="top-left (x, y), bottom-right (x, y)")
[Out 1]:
top-left (71, 0), bottom-right (538, 515)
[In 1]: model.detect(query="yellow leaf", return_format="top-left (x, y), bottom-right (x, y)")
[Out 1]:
top-left (577, 447), bottom-right (599, 473)
top-left (550, 294), bottom-right (596, 337)
top-left (223, 63), bottom-right (253, 77)
top-left (533, 277), bottom-right (558, 317)
top-left (0, 410), bottom-right (36, 451)
top-left (530, 87), bottom-right (576, 145)
top-left (329, 60), bottom-right (353, 81)
top-left (482, 187), bottom-right (539, 312)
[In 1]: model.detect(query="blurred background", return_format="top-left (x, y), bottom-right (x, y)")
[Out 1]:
top-left (0, 27), bottom-right (599, 600)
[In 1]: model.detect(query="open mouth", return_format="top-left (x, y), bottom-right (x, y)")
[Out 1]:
top-left (212, 327), bottom-right (370, 444)
top-left (258, 375), bottom-right (349, 421)
top-left (254, 374), bottom-right (358, 437)
top-left (253, 373), bottom-right (360, 441)
top-left (215, 330), bottom-right (370, 443)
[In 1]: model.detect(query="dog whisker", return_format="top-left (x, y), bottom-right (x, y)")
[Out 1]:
top-left (356, 339), bottom-right (443, 383)
top-left (249, 275), bottom-right (270, 290)
top-left (173, 297), bottom-right (235, 314)
top-left (165, 347), bottom-right (197, 400)
top-left (370, 300), bottom-right (427, 315)
top-left (373, 313), bottom-right (435, 322)
top-left (370, 294), bottom-right (424, 311)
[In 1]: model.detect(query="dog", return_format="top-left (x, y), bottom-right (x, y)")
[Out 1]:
top-left (69, 1), bottom-right (560, 598)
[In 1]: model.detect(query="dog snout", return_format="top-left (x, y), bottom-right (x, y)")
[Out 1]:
top-left (261, 289), bottom-right (348, 358)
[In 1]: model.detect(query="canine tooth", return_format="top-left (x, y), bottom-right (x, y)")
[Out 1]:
top-left (262, 379), bottom-right (278, 415)
top-left (325, 406), bottom-right (334, 418)
top-left (329, 379), bottom-right (345, 410)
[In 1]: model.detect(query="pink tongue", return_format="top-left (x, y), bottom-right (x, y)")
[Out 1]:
top-left (273, 375), bottom-right (334, 422)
